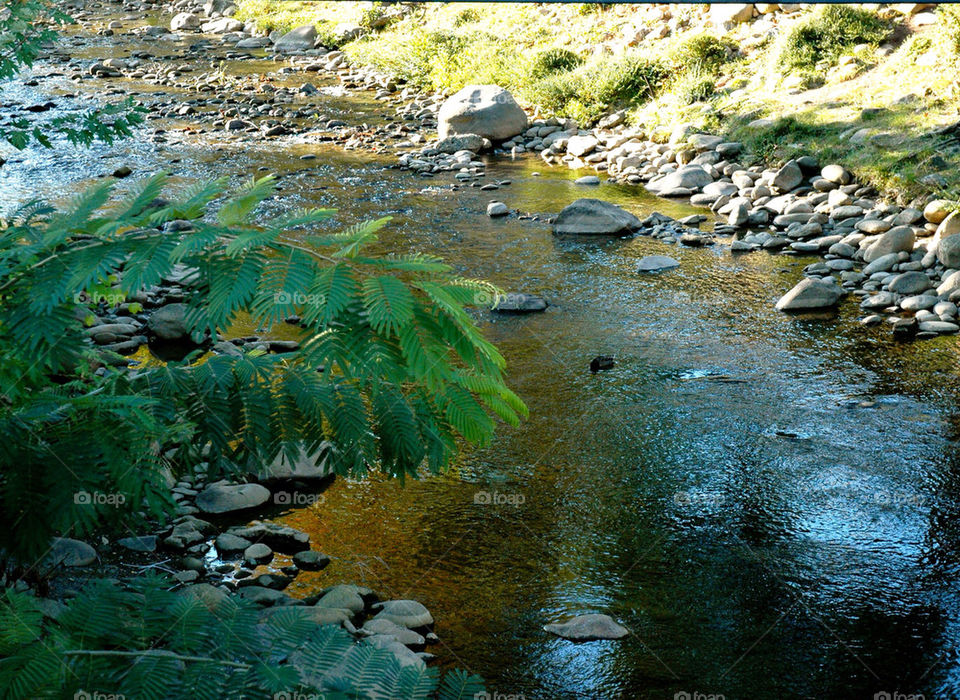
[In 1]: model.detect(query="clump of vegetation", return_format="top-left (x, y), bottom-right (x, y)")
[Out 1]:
top-left (526, 53), bottom-right (668, 124)
top-left (347, 29), bottom-right (468, 88)
top-left (677, 75), bottom-right (717, 104)
top-left (775, 5), bottom-right (889, 71)
top-left (453, 6), bottom-right (480, 27)
top-left (669, 33), bottom-right (736, 75)
top-left (527, 47), bottom-right (585, 80)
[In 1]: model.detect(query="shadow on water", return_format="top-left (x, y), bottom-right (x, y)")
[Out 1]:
top-left (6, 27), bottom-right (960, 699)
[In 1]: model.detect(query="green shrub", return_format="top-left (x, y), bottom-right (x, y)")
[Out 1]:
top-left (346, 29), bottom-right (467, 87)
top-left (670, 33), bottom-right (736, 75)
top-left (523, 52), bottom-right (667, 124)
top-left (678, 76), bottom-right (717, 104)
top-left (776, 5), bottom-right (889, 71)
top-left (453, 6), bottom-right (480, 26)
top-left (527, 47), bottom-right (585, 79)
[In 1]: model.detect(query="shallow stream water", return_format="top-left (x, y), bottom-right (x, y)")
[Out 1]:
top-left (5, 17), bottom-right (960, 699)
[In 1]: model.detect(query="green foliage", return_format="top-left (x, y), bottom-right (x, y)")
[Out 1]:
top-left (452, 7), bottom-right (480, 27)
top-left (669, 33), bottom-right (736, 76)
top-left (0, 575), bottom-right (486, 699)
top-left (0, 174), bottom-right (527, 563)
top-left (937, 4), bottom-right (960, 55)
top-left (776, 5), bottom-right (889, 72)
top-left (525, 52), bottom-right (668, 124)
top-left (677, 75), bottom-right (717, 105)
top-left (526, 48), bottom-right (584, 80)
top-left (346, 29), bottom-right (467, 89)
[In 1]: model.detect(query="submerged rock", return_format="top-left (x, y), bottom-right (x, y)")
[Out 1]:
top-left (544, 613), bottom-right (629, 641)
top-left (637, 255), bottom-right (680, 273)
top-left (195, 482), bottom-right (270, 514)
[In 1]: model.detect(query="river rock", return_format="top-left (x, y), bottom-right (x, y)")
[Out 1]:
top-left (821, 164), bottom-right (852, 185)
top-left (293, 550), bottom-right (330, 571)
top-left (46, 537), bottom-right (97, 567)
top-left (435, 133), bottom-right (484, 154)
top-left (274, 24), bottom-right (317, 51)
top-left (362, 618), bottom-right (425, 647)
top-left (170, 12), bottom-right (200, 31)
top-left (861, 291), bottom-right (896, 310)
top-left (227, 522), bottom-right (310, 553)
top-left (487, 201), bottom-right (509, 217)
top-left (147, 303), bottom-right (190, 341)
top-left (637, 255), bottom-right (680, 273)
top-left (437, 85), bottom-right (528, 141)
top-left (650, 165), bottom-right (713, 193)
top-left (772, 160), bottom-right (803, 192)
top-left (543, 613), bottom-right (629, 641)
top-left (935, 211), bottom-right (960, 241)
top-left (373, 599), bottom-right (434, 628)
top-left (553, 198), bottom-right (641, 236)
top-left (117, 535), bottom-right (157, 552)
top-left (244, 542), bottom-right (273, 564)
top-left (887, 271), bottom-right (931, 295)
top-left (938, 235), bottom-right (960, 268)
top-left (201, 17), bottom-right (242, 33)
top-left (864, 226), bottom-right (916, 262)
top-left (924, 200), bottom-right (952, 225)
top-left (575, 175), bottom-right (601, 185)
top-left (492, 293), bottom-right (548, 313)
top-left (317, 585), bottom-right (365, 613)
top-left (775, 278), bottom-right (845, 312)
top-left (919, 321), bottom-right (959, 333)
top-left (215, 532), bottom-right (252, 554)
top-left (567, 135), bottom-right (599, 157)
top-left (862, 253), bottom-right (899, 275)
top-left (196, 482), bottom-right (270, 514)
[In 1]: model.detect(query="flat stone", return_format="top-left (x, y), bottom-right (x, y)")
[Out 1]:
top-left (195, 483), bottom-right (270, 514)
top-left (775, 278), bottom-right (845, 312)
top-left (637, 255), bottom-right (680, 273)
top-left (215, 532), bottom-right (252, 555)
top-left (46, 538), bottom-right (97, 567)
top-left (919, 321), bottom-right (959, 333)
top-left (373, 599), bottom-right (434, 628)
top-left (227, 522), bottom-right (310, 553)
top-left (543, 613), bottom-right (630, 641)
top-left (317, 585), bottom-right (365, 613)
top-left (887, 271), bottom-right (931, 295)
top-left (244, 542), bottom-right (273, 564)
top-left (553, 199), bottom-right (641, 236)
top-left (117, 535), bottom-right (157, 553)
top-left (293, 550), bottom-right (330, 571)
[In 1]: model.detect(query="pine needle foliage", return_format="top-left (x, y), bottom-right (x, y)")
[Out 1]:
top-left (0, 574), bottom-right (486, 699)
top-left (0, 173), bottom-right (527, 564)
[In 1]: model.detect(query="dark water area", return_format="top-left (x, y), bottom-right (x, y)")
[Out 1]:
top-left (5, 19), bottom-right (960, 700)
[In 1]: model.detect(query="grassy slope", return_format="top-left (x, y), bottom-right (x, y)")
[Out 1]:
top-left (236, 1), bottom-right (960, 204)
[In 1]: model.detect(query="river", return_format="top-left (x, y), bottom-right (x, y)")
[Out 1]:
top-left (3, 12), bottom-right (960, 699)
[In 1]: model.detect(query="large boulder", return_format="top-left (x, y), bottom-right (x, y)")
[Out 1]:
top-left (372, 599), bottom-right (434, 628)
top-left (170, 12), bottom-right (201, 31)
top-left (437, 85), bottom-right (528, 141)
top-left (544, 613), bottom-right (630, 641)
top-left (274, 24), bottom-right (317, 52)
top-left (775, 278), bottom-right (845, 312)
top-left (772, 160), bottom-right (803, 192)
top-left (196, 482), bottom-right (271, 514)
top-left (552, 199), bottom-right (641, 236)
top-left (864, 226), bottom-right (915, 262)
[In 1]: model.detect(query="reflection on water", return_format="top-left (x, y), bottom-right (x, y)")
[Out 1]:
top-left (6, 36), bottom-right (960, 699)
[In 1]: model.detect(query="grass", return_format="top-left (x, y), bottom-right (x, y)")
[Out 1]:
top-left (774, 4), bottom-right (889, 73)
top-left (236, 1), bottom-right (960, 201)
